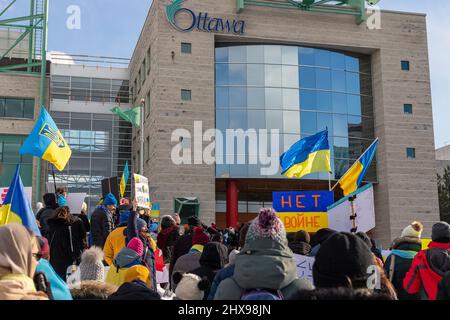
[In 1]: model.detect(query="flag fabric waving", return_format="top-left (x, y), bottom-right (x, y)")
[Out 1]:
top-left (111, 106), bottom-right (141, 128)
top-left (19, 106), bottom-right (72, 171)
top-left (120, 161), bottom-right (129, 198)
top-left (0, 165), bottom-right (41, 236)
top-left (335, 138), bottom-right (379, 196)
top-left (280, 130), bottom-right (331, 179)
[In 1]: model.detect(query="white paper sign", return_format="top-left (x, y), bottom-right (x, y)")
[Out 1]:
top-left (134, 173), bottom-right (151, 209)
top-left (0, 186), bottom-right (32, 208)
top-left (294, 254), bottom-right (315, 284)
top-left (66, 193), bottom-right (87, 213)
top-left (327, 184), bottom-right (376, 233)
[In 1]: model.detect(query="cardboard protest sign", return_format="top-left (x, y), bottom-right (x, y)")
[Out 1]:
top-left (1, 186), bottom-right (32, 208)
top-left (294, 254), bottom-right (314, 284)
top-left (327, 183), bottom-right (375, 233)
top-left (273, 191), bottom-right (334, 233)
top-left (134, 174), bottom-right (151, 209)
top-left (66, 193), bottom-right (87, 213)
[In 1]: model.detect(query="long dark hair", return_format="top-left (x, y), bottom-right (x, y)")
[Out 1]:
top-left (49, 206), bottom-right (74, 224)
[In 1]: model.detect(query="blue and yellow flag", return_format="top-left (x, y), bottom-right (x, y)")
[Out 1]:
top-left (337, 138), bottom-right (379, 196)
top-left (280, 130), bottom-right (331, 178)
top-left (120, 161), bottom-right (129, 198)
top-left (20, 106), bottom-right (71, 171)
top-left (0, 165), bottom-right (41, 236)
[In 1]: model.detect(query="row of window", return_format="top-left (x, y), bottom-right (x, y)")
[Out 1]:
top-left (0, 98), bottom-right (35, 119)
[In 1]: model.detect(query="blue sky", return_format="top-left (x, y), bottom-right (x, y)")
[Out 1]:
top-left (1, 0), bottom-right (449, 148)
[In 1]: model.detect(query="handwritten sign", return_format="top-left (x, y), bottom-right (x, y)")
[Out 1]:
top-left (273, 191), bottom-right (333, 233)
top-left (134, 174), bottom-right (151, 209)
top-left (294, 254), bottom-right (315, 284)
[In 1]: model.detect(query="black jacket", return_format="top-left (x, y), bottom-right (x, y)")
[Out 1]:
top-left (191, 242), bottom-right (228, 300)
top-left (289, 241), bottom-right (312, 256)
top-left (47, 216), bottom-right (86, 280)
top-left (170, 231), bottom-right (194, 278)
top-left (384, 236), bottom-right (422, 300)
top-left (437, 271), bottom-right (450, 300)
top-left (108, 280), bottom-right (161, 300)
top-left (36, 207), bottom-right (56, 238)
top-left (90, 206), bottom-right (114, 249)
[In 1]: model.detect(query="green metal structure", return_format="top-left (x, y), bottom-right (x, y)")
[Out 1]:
top-left (237, 0), bottom-right (381, 24)
top-left (0, 0), bottom-right (49, 202)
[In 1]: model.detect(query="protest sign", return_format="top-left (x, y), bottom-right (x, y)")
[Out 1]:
top-left (327, 183), bottom-right (375, 233)
top-left (0, 186), bottom-right (32, 208)
top-left (134, 174), bottom-right (151, 209)
top-left (66, 193), bottom-right (87, 213)
top-left (273, 191), bottom-right (333, 233)
top-left (294, 254), bottom-right (314, 284)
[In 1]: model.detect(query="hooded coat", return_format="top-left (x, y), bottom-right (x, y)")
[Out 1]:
top-left (437, 271), bottom-right (450, 300)
top-left (108, 280), bottom-right (161, 300)
top-left (170, 228), bottom-right (195, 277)
top-left (172, 246), bottom-right (204, 284)
top-left (157, 225), bottom-right (180, 264)
top-left (214, 238), bottom-right (313, 300)
top-left (191, 242), bottom-right (228, 300)
top-left (384, 236), bottom-right (422, 300)
top-left (105, 247), bottom-right (146, 287)
top-left (90, 206), bottom-right (115, 249)
top-left (70, 280), bottom-right (118, 300)
top-left (403, 241), bottom-right (450, 300)
top-left (103, 226), bottom-right (127, 266)
top-left (36, 194), bottom-right (58, 238)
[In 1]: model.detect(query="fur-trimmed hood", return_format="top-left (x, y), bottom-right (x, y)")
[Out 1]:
top-left (391, 236), bottom-right (422, 251)
top-left (69, 280), bottom-right (118, 300)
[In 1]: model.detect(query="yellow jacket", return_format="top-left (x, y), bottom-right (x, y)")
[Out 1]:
top-left (104, 226), bottom-right (127, 266)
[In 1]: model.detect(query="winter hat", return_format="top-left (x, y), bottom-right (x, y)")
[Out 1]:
top-left (124, 265), bottom-right (150, 284)
top-left (432, 222), bottom-right (450, 243)
top-left (79, 246), bottom-right (105, 282)
top-left (119, 212), bottom-right (130, 225)
top-left (355, 232), bottom-right (372, 249)
top-left (192, 226), bottom-right (210, 246)
top-left (136, 218), bottom-right (147, 231)
top-left (313, 232), bottom-right (374, 289)
top-left (245, 208), bottom-right (286, 245)
top-left (127, 237), bottom-right (144, 257)
top-left (401, 221), bottom-right (423, 239)
top-left (188, 216), bottom-right (201, 227)
top-left (173, 272), bottom-right (209, 300)
top-left (225, 249), bottom-right (239, 267)
top-left (294, 230), bottom-right (310, 243)
top-left (103, 193), bottom-right (118, 206)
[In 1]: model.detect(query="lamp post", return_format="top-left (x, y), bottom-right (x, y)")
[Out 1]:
top-left (140, 98), bottom-right (145, 175)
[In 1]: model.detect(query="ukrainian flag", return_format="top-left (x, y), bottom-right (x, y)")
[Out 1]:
top-left (337, 138), bottom-right (379, 196)
top-left (0, 165), bottom-right (41, 236)
top-left (280, 130), bottom-right (331, 178)
top-left (120, 161), bottom-right (129, 198)
top-left (20, 106), bottom-right (72, 171)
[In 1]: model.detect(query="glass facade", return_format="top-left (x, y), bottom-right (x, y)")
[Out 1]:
top-left (0, 98), bottom-right (35, 120)
top-left (48, 112), bottom-right (132, 209)
top-left (215, 44), bottom-right (375, 181)
top-left (0, 135), bottom-right (33, 187)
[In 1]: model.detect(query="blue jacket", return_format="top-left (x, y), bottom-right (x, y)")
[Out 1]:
top-left (36, 259), bottom-right (73, 300)
top-left (208, 264), bottom-right (235, 300)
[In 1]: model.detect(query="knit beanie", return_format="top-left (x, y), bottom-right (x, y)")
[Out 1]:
top-left (136, 218), bottom-right (147, 231)
top-left (245, 208), bottom-right (286, 246)
top-left (173, 272), bottom-right (209, 300)
top-left (294, 230), bottom-right (310, 243)
top-left (188, 216), bottom-right (201, 227)
top-left (313, 232), bottom-right (374, 289)
top-left (401, 221), bottom-right (423, 239)
top-left (124, 265), bottom-right (150, 284)
top-left (127, 237), bottom-right (144, 257)
top-left (192, 226), bottom-right (210, 246)
top-left (79, 246), bottom-right (105, 282)
top-left (103, 193), bottom-right (118, 206)
top-left (432, 222), bottom-right (450, 243)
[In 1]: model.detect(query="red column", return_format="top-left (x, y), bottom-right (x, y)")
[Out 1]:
top-left (226, 180), bottom-right (239, 229)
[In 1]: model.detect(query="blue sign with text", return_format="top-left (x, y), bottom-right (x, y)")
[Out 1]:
top-left (273, 191), bottom-right (334, 213)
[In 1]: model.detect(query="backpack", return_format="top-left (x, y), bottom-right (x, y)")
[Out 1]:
top-left (241, 288), bottom-right (284, 300)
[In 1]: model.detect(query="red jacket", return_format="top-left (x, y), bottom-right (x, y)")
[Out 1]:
top-left (403, 241), bottom-right (450, 300)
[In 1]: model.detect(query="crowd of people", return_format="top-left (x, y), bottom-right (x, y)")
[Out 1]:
top-left (1, 188), bottom-right (450, 301)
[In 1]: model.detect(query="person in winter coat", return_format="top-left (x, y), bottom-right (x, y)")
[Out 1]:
top-left (291, 287), bottom-right (396, 300)
top-left (0, 223), bottom-right (49, 300)
top-left (36, 193), bottom-right (59, 238)
top-left (104, 209), bottom-right (131, 266)
top-left (289, 230), bottom-right (311, 256)
top-left (191, 242), bottom-right (228, 300)
top-left (90, 193), bottom-right (117, 249)
top-left (47, 206), bottom-right (87, 280)
top-left (403, 221), bottom-right (450, 300)
top-left (170, 216), bottom-right (203, 278)
top-left (172, 226), bottom-right (210, 289)
top-left (79, 202), bottom-right (90, 233)
top-left (309, 228), bottom-right (338, 257)
top-left (437, 271), bottom-right (450, 300)
top-left (70, 281), bottom-right (118, 300)
top-left (384, 221), bottom-right (423, 300)
top-left (108, 265), bottom-right (161, 300)
top-left (157, 215), bottom-right (180, 265)
top-left (214, 209), bottom-right (313, 300)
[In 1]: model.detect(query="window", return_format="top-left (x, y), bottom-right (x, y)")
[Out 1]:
top-left (146, 136), bottom-right (150, 162)
top-left (406, 148), bottom-right (416, 159)
top-left (404, 104), bottom-right (413, 114)
top-left (0, 98), bottom-right (35, 119)
top-left (137, 70), bottom-right (142, 93)
top-left (0, 135), bottom-right (33, 186)
top-left (401, 60), bottom-right (410, 71)
top-left (146, 47), bottom-right (151, 75)
top-left (181, 42), bottom-right (192, 54)
top-left (181, 89), bottom-right (192, 101)
top-left (145, 91), bottom-right (151, 117)
top-left (142, 59), bottom-right (146, 84)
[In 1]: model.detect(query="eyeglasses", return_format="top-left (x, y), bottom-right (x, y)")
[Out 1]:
top-left (33, 252), bottom-right (43, 260)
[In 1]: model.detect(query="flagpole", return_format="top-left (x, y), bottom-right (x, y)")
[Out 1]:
top-left (51, 165), bottom-right (57, 194)
top-left (328, 171), bottom-right (332, 191)
top-left (331, 138), bottom-right (379, 191)
top-left (140, 99), bottom-right (144, 175)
